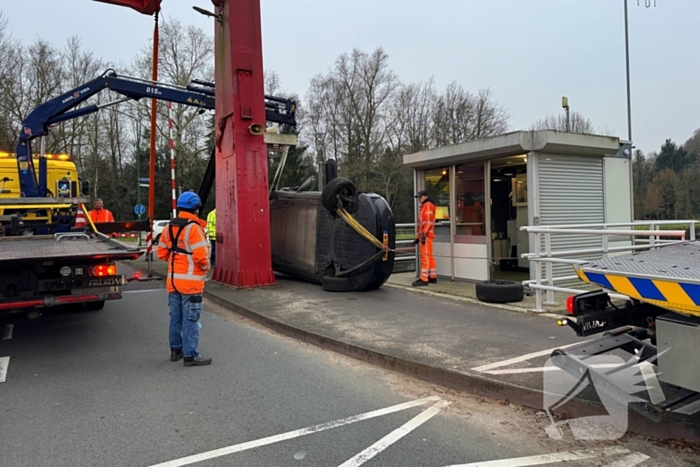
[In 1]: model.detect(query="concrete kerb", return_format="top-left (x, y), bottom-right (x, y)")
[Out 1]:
top-left (124, 261), bottom-right (700, 442)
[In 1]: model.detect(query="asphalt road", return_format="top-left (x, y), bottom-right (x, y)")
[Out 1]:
top-left (0, 264), bottom-right (697, 467)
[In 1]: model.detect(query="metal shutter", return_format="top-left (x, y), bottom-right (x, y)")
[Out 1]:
top-left (537, 154), bottom-right (604, 287)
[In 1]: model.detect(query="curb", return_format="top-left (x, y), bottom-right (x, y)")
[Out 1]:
top-left (125, 261), bottom-right (700, 442)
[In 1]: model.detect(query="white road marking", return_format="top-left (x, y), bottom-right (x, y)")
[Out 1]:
top-left (443, 446), bottom-right (631, 467)
top-left (483, 363), bottom-right (621, 375)
top-left (673, 398), bottom-right (700, 415)
top-left (471, 340), bottom-right (591, 372)
top-left (337, 399), bottom-right (451, 467)
top-left (604, 452), bottom-right (650, 467)
top-left (2, 324), bottom-right (13, 340)
top-left (0, 356), bottom-right (9, 383)
top-left (147, 396), bottom-right (443, 467)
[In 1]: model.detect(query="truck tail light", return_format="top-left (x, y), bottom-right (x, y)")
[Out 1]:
top-left (88, 264), bottom-right (117, 277)
top-left (567, 296), bottom-right (575, 314)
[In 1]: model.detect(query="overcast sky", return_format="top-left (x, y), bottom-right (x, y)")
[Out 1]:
top-left (2, 0), bottom-right (697, 155)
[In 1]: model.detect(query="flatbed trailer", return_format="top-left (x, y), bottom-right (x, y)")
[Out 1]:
top-left (552, 241), bottom-right (700, 421)
top-left (0, 232), bottom-right (142, 315)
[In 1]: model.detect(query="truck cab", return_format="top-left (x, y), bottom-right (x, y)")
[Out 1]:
top-left (0, 152), bottom-right (89, 236)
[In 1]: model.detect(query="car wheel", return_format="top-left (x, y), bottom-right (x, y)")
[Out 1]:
top-left (475, 280), bottom-right (524, 303)
top-left (321, 276), bottom-right (353, 292)
top-left (321, 177), bottom-right (357, 215)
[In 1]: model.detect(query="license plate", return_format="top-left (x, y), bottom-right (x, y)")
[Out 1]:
top-left (87, 277), bottom-right (124, 287)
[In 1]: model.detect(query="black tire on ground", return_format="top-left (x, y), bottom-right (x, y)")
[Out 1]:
top-left (321, 276), bottom-right (353, 292)
top-left (83, 300), bottom-right (105, 311)
top-left (475, 280), bottom-right (524, 303)
top-left (321, 177), bottom-right (356, 215)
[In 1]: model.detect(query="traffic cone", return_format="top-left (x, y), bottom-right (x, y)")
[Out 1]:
top-left (74, 206), bottom-right (87, 229)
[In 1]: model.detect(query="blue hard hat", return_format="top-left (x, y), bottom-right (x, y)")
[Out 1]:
top-left (177, 191), bottom-right (202, 210)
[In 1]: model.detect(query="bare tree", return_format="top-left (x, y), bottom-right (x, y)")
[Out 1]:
top-left (529, 111), bottom-right (615, 136)
top-left (389, 79), bottom-right (437, 154)
top-left (131, 16), bottom-right (214, 193)
top-left (432, 83), bottom-right (509, 146)
top-left (305, 48), bottom-right (399, 190)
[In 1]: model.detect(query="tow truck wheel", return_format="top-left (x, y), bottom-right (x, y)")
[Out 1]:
top-left (475, 280), bottom-right (524, 303)
top-left (321, 177), bottom-right (356, 215)
top-left (83, 300), bottom-right (105, 311)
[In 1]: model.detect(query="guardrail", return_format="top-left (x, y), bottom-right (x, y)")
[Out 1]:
top-left (520, 220), bottom-right (698, 312)
top-left (394, 223), bottom-right (416, 273)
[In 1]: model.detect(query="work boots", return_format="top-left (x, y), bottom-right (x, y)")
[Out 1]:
top-left (412, 279), bottom-right (428, 287)
top-left (429, 277), bottom-right (437, 284)
top-left (170, 348), bottom-right (183, 362)
top-left (184, 356), bottom-right (213, 366)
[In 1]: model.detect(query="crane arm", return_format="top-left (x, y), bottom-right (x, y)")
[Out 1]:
top-left (16, 70), bottom-right (296, 198)
top-left (16, 70), bottom-right (215, 197)
top-left (91, 0), bottom-right (162, 15)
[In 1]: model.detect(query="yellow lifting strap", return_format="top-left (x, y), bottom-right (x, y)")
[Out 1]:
top-left (336, 207), bottom-right (389, 252)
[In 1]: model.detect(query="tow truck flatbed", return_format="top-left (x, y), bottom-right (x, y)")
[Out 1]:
top-left (0, 233), bottom-right (142, 263)
top-left (574, 241), bottom-right (700, 317)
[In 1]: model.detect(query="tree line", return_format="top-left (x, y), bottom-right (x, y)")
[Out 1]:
top-left (1, 11), bottom-right (691, 224)
top-left (633, 131), bottom-right (700, 220)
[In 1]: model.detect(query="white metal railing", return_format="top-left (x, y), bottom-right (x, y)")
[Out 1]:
top-left (520, 220), bottom-right (698, 312)
top-left (395, 223), bottom-right (416, 262)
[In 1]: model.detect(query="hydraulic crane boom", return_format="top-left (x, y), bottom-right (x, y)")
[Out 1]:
top-left (16, 69), bottom-right (296, 198)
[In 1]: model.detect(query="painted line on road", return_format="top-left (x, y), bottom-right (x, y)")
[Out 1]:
top-left (0, 356), bottom-right (9, 383)
top-left (471, 340), bottom-right (592, 373)
top-left (147, 396), bottom-right (443, 467)
top-left (338, 399), bottom-right (451, 467)
top-left (2, 324), bottom-right (13, 340)
top-left (604, 452), bottom-right (651, 467)
top-left (443, 446), bottom-right (631, 467)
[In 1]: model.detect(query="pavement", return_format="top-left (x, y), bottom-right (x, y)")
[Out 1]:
top-left (127, 256), bottom-right (700, 442)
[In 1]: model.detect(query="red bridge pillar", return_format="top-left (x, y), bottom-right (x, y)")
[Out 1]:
top-left (210, 0), bottom-right (276, 288)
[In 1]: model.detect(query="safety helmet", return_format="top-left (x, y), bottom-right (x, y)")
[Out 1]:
top-left (177, 191), bottom-right (202, 210)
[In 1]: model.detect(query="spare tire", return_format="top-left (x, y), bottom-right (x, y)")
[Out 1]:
top-left (321, 177), bottom-right (356, 215)
top-left (475, 280), bottom-right (524, 303)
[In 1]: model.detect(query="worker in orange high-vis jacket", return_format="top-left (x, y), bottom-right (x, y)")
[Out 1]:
top-left (157, 191), bottom-right (212, 366)
top-left (413, 190), bottom-right (438, 287)
top-left (88, 198), bottom-right (115, 223)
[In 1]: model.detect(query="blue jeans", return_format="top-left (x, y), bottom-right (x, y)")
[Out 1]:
top-left (168, 292), bottom-right (203, 358)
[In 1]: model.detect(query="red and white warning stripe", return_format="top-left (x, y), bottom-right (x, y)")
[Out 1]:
top-left (168, 101), bottom-right (177, 218)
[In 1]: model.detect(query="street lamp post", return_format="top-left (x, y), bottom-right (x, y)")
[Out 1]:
top-left (624, 0), bottom-right (632, 142)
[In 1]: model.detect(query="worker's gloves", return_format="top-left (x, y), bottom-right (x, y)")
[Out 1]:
top-left (413, 238), bottom-right (419, 246)
top-left (421, 235), bottom-right (426, 245)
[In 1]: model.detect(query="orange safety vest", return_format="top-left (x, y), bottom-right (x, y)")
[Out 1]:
top-left (89, 209), bottom-right (115, 223)
top-left (157, 211), bottom-right (210, 295)
top-left (417, 199), bottom-right (436, 240)
top-left (461, 201), bottom-right (484, 235)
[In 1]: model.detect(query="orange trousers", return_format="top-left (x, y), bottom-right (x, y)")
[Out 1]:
top-left (419, 237), bottom-right (437, 282)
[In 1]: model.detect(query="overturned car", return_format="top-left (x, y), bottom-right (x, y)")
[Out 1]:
top-left (269, 177), bottom-right (396, 292)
